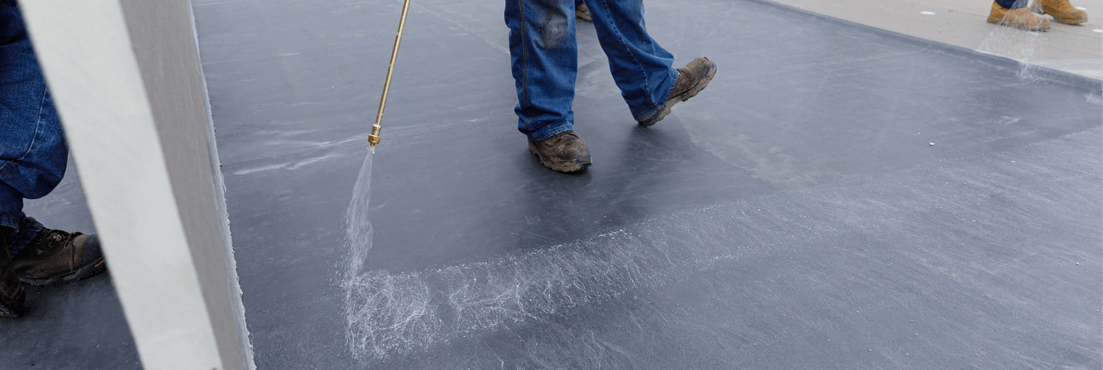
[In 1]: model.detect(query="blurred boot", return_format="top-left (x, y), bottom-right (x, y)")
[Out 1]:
top-left (1032, 0), bottom-right (1087, 24)
top-left (0, 237), bottom-right (26, 318)
top-left (576, 3), bottom-right (592, 22)
top-left (12, 228), bottom-right (105, 286)
top-left (988, 2), bottom-right (1051, 30)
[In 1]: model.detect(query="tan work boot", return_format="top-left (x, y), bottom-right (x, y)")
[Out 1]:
top-left (576, 3), bottom-right (592, 22)
top-left (988, 2), bottom-right (1051, 31)
top-left (12, 228), bottom-right (105, 286)
top-left (637, 57), bottom-right (718, 127)
top-left (1031, 0), bottom-right (1087, 24)
top-left (529, 130), bottom-right (592, 173)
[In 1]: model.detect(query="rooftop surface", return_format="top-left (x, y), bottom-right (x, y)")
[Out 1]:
top-left (2, 0), bottom-right (1100, 368)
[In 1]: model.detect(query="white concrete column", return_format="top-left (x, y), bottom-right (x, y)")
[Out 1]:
top-left (19, 1), bottom-right (253, 369)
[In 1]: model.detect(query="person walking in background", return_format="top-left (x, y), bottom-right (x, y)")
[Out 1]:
top-left (505, 0), bottom-right (717, 173)
top-left (987, 0), bottom-right (1087, 31)
top-left (576, 1), bottom-right (592, 22)
top-left (0, 0), bottom-right (106, 317)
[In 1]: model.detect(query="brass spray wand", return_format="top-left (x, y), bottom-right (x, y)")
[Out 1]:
top-left (368, 0), bottom-right (413, 149)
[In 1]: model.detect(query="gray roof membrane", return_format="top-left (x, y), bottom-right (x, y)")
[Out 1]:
top-left (2, 0), bottom-right (1099, 368)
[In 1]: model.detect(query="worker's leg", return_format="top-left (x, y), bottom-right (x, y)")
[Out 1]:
top-left (0, 0), bottom-right (65, 257)
top-left (505, 0), bottom-right (580, 142)
top-left (0, 2), bottom-right (104, 290)
top-left (994, 0), bottom-right (1026, 9)
top-left (583, 0), bottom-right (676, 121)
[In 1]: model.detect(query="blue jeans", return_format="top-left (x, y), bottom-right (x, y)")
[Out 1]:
top-left (505, 0), bottom-right (676, 142)
top-left (995, 0), bottom-right (1027, 9)
top-left (0, 2), bottom-right (65, 253)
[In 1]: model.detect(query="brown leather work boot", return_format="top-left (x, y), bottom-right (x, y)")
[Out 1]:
top-left (0, 238), bottom-right (26, 317)
top-left (12, 228), bottom-right (105, 286)
top-left (637, 57), bottom-right (718, 127)
top-left (1031, 0), bottom-right (1087, 24)
top-left (576, 3), bottom-right (592, 22)
top-left (987, 2), bottom-right (1051, 31)
top-left (529, 130), bottom-right (592, 173)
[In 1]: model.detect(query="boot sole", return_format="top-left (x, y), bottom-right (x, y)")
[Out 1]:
top-left (20, 257), bottom-right (106, 286)
top-left (986, 16), bottom-right (1051, 30)
top-left (1029, 6), bottom-right (1088, 24)
top-left (638, 61), bottom-right (718, 127)
top-left (0, 290), bottom-right (25, 318)
top-left (529, 142), bottom-right (592, 173)
top-left (1045, 12), bottom-right (1087, 24)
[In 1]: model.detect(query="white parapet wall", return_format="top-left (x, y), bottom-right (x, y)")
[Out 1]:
top-left (19, 1), bottom-right (254, 369)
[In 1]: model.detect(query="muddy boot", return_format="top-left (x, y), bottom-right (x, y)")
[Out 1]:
top-left (529, 130), bottom-right (592, 173)
top-left (987, 2), bottom-right (1051, 30)
top-left (1031, 0), bottom-right (1087, 24)
top-left (12, 228), bottom-right (105, 286)
top-left (637, 57), bottom-right (718, 127)
top-left (576, 3), bottom-right (592, 22)
top-left (0, 238), bottom-right (26, 317)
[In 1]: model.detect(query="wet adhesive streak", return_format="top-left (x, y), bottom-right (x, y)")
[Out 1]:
top-left (342, 129), bottom-right (1103, 363)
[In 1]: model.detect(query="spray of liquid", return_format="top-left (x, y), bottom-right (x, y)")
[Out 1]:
top-left (342, 147), bottom-right (379, 364)
top-left (343, 146), bottom-right (435, 363)
top-left (342, 147), bottom-right (374, 294)
top-left (977, 14), bottom-right (1049, 80)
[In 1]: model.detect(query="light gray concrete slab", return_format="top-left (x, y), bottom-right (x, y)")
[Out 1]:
top-left (771, 0), bottom-right (1103, 78)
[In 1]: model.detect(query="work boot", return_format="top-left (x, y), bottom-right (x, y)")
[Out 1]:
top-left (12, 228), bottom-right (105, 286)
top-left (0, 238), bottom-right (26, 318)
top-left (576, 3), bottom-right (592, 22)
top-left (637, 57), bottom-right (718, 127)
top-left (529, 130), bottom-right (592, 173)
top-left (1031, 0), bottom-right (1087, 24)
top-left (987, 2), bottom-right (1051, 31)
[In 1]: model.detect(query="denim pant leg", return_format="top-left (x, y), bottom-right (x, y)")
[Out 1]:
top-left (995, 0), bottom-right (1028, 9)
top-left (506, 0), bottom-right (579, 142)
top-left (584, 0), bottom-right (676, 121)
top-left (0, 3), bottom-right (65, 253)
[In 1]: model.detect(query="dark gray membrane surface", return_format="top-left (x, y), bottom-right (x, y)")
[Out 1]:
top-left (1, 0), bottom-right (1100, 368)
